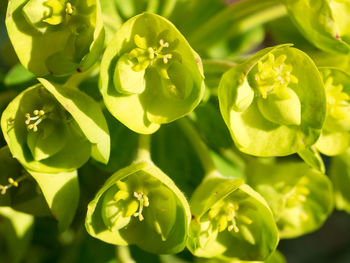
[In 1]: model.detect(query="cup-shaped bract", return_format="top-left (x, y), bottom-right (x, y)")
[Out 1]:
top-left (329, 149), bottom-right (350, 214)
top-left (316, 68), bottom-right (350, 156)
top-left (188, 174), bottom-right (278, 261)
top-left (247, 160), bottom-right (333, 239)
top-left (6, 0), bottom-right (105, 76)
top-left (1, 79), bottom-right (110, 173)
top-left (100, 12), bottom-right (205, 134)
top-left (85, 161), bottom-right (191, 254)
top-left (283, 0), bottom-right (350, 54)
top-left (218, 44), bottom-right (326, 156)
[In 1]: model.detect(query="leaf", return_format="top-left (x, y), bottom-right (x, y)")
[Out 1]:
top-left (188, 174), bottom-right (279, 261)
top-left (0, 207), bottom-right (34, 263)
top-left (329, 149), bottom-right (350, 214)
top-left (1, 85), bottom-right (92, 173)
top-left (39, 78), bottom-right (110, 164)
top-left (30, 170), bottom-right (80, 231)
top-left (6, 0), bottom-right (104, 76)
top-left (219, 45), bottom-right (326, 156)
top-left (99, 12), bottom-right (204, 134)
top-left (85, 161), bottom-right (191, 254)
top-left (247, 159), bottom-right (333, 238)
top-left (4, 63), bottom-right (36, 87)
top-left (298, 146), bottom-right (325, 173)
top-left (283, 0), bottom-right (350, 54)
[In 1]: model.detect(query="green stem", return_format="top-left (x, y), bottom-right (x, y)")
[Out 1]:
top-left (161, 0), bottom-right (177, 18)
top-left (0, 173), bottom-right (30, 195)
top-left (135, 134), bottom-right (152, 162)
top-left (189, 0), bottom-right (286, 48)
top-left (177, 118), bottom-right (216, 175)
top-left (146, 0), bottom-right (159, 13)
top-left (115, 246), bottom-right (136, 263)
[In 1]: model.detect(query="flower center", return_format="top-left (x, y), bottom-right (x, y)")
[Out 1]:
top-left (25, 109), bottom-right (48, 132)
top-left (208, 201), bottom-right (252, 233)
top-left (324, 76), bottom-right (350, 119)
top-left (43, 0), bottom-right (75, 25)
top-left (128, 37), bottom-right (174, 72)
top-left (113, 180), bottom-right (150, 222)
top-left (255, 53), bottom-right (298, 99)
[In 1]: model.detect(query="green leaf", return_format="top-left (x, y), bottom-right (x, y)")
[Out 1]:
top-left (219, 45), bottom-right (326, 156)
top-left (298, 146), bottom-right (325, 174)
top-left (30, 170), bottom-right (79, 231)
top-left (0, 207), bottom-right (34, 263)
top-left (6, 0), bottom-right (104, 76)
top-left (1, 84), bottom-right (92, 173)
top-left (247, 159), bottom-right (333, 238)
top-left (152, 122), bottom-right (205, 197)
top-left (99, 12), bottom-right (204, 134)
top-left (315, 68), bottom-right (350, 156)
top-left (188, 173), bottom-right (278, 261)
top-left (39, 78), bottom-right (110, 164)
top-left (283, 0), bottom-right (350, 54)
top-left (85, 160), bottom-right (191, 254)
top-left (329, 149), bottom-right (350, 213)
top-left (4, 63), bottom-right (36, 87)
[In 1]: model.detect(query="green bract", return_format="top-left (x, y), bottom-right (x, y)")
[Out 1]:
top-left (188, 173), bottom-right (278, 261)
top-left (1, 79), bottom-right (110, 173)
top-left (329, 149), bottom-right (350, 213)
top-left (100, 12), bottom-right (205, 134)
top-left (283, 0), bottom-right (350, 54)
top-left (6, 0), bottom-right (104, 76)
top-left (218, 45), bottom-right (326, 156)
top-left (85, 160), bottom-right (191, 254)
top-left (247, 159), bottom-right (333, 239)
top-left (316, 68), bottom-right (350, 156)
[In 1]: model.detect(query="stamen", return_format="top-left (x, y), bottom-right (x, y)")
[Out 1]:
top-left (8, 177), bottom-right (19, 187)
top-left (65, 2), bottom-right (73, 15)
top-left (159, 39), bottom-right (169, 48)
top-left (133, 191), bottom-right (149, 221)
top-left (254, 53), bottom-right (298, 99)
top-left (0, 174), bottom-right (29, 195)
top-left (25, 109), bottom-right (48, 132)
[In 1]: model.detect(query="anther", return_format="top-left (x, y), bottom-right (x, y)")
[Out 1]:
top-left (0, 185), bottom-right (7, 195)
top-left (133, 191), bottom-right (149, 221)
top-left (8, 178), bottom-right (19, 187)
top-left (25, 109), bottom-right (47, 132)
top-left (159, 39), bottom-right (169, 48)
top-left (65, 2), bottom-right (73, 15)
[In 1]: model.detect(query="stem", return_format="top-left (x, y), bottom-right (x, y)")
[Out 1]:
top-left (146, 0), bottom-right (159, 13)
top-left (0, 173), bottom-right (30, 195)
top-left (135, 134), bottom-right (152, 162)
top-left (189, 0), bottom-right (286, 48)
top-left (161, 0), bottom-right (177, 18)
top-left (115, 246), bottom-right (136, 263)
top-left (177, 118), bottom-right (216, 175)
